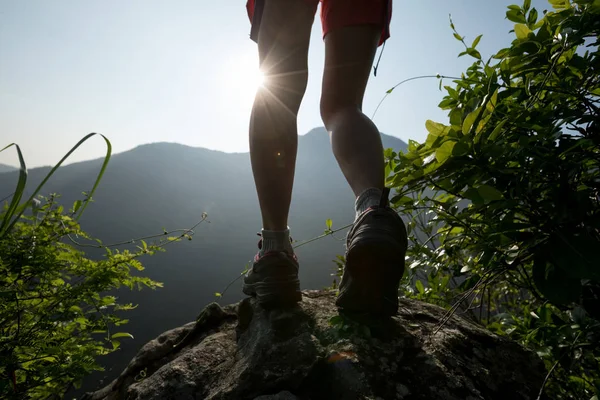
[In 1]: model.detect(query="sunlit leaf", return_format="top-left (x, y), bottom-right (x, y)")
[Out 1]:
top-left (425, 120), bottom-right (448, 136)
top-left (111, 332), bottom-right (134, 340)
top-left (415, 280), bottom-right (425, 294)
top-left (435, 140), bottom-right (457, 164)
top-left (462, 108), bottom-right (482, 135)
top-left (514, 24), bottom-right (532, 40)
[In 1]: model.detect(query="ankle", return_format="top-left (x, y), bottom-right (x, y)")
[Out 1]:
top-left (355, 187), bottom-right (383, 219)
top-left (259, 227), bottom-right (294, 255)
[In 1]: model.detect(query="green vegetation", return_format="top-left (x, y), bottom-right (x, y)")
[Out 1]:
top-left (0, 137), bottom-right (203, 399)
top-left (383, 0), bottom-right (599, 398)
top-left (0, 194), bottom-right (163, 399)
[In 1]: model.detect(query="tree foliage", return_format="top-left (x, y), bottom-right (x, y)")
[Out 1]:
top-left (0, 194), bottom-right (163, 399)
top-left (386, 1), bottom-right (599, 398)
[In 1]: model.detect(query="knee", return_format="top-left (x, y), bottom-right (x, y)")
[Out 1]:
top-left (320, 97), bottom-right (360, 129)
top-left (258, 58), bottom-right (309, 116)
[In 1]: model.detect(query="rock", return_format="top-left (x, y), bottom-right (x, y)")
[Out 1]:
top-left (253, 391), bottom-right (298, 400)
top-left (82, 290), bottom-right (545, 400)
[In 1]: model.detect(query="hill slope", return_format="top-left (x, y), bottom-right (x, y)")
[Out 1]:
top-left (0, 163), bottom-right (18, 174)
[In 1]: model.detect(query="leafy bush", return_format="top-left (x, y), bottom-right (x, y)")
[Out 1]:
top-left (0, 194), bottom-right (163, 399)
top-left (0, 135), bottom-right (202, 399)
top-left (384, 0), bottom-right (599, 398)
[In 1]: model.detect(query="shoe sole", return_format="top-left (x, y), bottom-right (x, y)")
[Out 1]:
top-left (243, 276), bottom-right (302, 308)
top-left (336, 239), bottom-right (405, 317)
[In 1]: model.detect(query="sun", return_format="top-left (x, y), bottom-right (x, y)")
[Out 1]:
top-left (255, 69), bottom-right (266, 88)
top-left (219, 50), bottom-right (267, 107)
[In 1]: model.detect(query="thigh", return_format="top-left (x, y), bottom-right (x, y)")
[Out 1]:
top-left (248, 0), bottom-right (318, 114)
top-left (321, 24), bottom-right (381, 111)
top-left (247, 0), bottom-right (318, 66)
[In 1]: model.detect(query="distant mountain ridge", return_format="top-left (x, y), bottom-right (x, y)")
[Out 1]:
top-left (0, 163), bottom-right (18, 173)
top-left (0, 127), bottom-right (408, 394)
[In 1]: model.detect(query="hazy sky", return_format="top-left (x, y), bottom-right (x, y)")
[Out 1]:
top-left (0, 0), bottom-right (549, 168)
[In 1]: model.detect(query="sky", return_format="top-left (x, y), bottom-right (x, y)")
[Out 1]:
top-left (0, 0), bottom-right (550, 168)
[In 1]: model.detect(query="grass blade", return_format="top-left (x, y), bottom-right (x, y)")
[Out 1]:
top-left (0, 143), bottom-right (27, 236)
top-left (0, 133), bottom-right (112, 236)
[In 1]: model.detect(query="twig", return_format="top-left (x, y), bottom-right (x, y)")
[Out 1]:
top-left (371, 74), bottom-right (462, 120)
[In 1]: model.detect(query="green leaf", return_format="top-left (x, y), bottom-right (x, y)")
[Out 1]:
top-left (462, 108), bottom-right (481, 135)
top-left (73, 200), bottom-right (82, 213)
top-left (438, 98), bottom-right (456, 109)
top-left (476, 113), bottom-right (492, 134)
top-left (111, 332), bottom-right (134, 340)
top-left (0, 143), bottom-right (27, 237)
top-left (415, 280), bottom-right (425, 294)
top-left (514, 24), bottom-right (532, 40)
top-left (548, 0), bottom-right (570, 10)
top-left (523, 0), bottom-right (531, 12)
top-left (51, 278), bottom-right (65, 286)
top-left (506, 10), bottom-right (526, 23)
top-left (453, 33), bottom-right (463, 41)
top-left (452, 140), bottom-right (470, 157)
top-left (1, 133), bottom-right (112, 237)
top-left (477, 185), bottom-right (504, 203)
top-left (69, 305), bottom-right (82, 313)
top-left (463, 187), bottom-right (484, 205)
top-left (527, 8), bottom-right (538, 27)
top-left (325, 218), bottom-right (332, 231)
top-left (435, 140), bottom-right (457, 164)
top-left (214, 292), bottom-right (222, 298)
top-left (392, 196), bottom-right (414, 206)
top-left (445, 86), bottom-right (459, 99)
top-left (487, 119), bottom-right (508, 142)
top-left (486, 89), bottom-right (499, 112)
top-left (425, 120), bottom-right (448, 136)
top-left (471, 34), bottom-right (483, 49)
top-left (449, 108), bottom-right (463, 126)
top-left (466, 48), bottom-right (482, 60)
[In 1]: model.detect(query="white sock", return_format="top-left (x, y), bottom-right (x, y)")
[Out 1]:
top-left (355, 188), bottom-right (383, 219)
top-left (259, 227), bottom-right (294, 255)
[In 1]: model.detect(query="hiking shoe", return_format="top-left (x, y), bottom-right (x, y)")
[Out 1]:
top-left (242, 234), bottom-right (302, 308)
top-left (336, 187), bottom-right (408, 317)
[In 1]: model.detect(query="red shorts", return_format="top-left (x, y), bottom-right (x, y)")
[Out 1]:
top-left (246, 0), bottom-right (392, 47)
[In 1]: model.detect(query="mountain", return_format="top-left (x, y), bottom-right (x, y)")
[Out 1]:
top-left (0, 127), bottom-right (408, 394)
top-left (0, 163), bottom-right (18, 174)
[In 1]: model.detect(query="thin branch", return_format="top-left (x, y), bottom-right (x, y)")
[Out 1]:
top-left (371, 74), bottom-right (462, 120)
